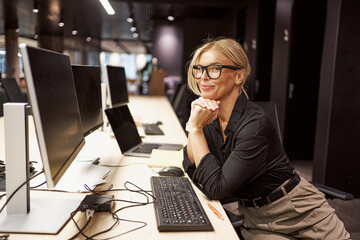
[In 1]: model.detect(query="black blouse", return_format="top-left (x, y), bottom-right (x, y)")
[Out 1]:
top-left (183, 94), bottom-right (294, 202)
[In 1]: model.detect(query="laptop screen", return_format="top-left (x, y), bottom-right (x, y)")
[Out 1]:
top-left (105, 105), bottom-right (142, 153)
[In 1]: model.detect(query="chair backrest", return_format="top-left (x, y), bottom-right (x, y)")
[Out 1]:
top-left (169, 82), bottom-right (182, 104)
top-left (172, 84), bottom-right (195, 129)
top-left (172, 84), bottom-right (188, 113)
top-left (254, 102), bottom-right (282, 145)
top-left (0, 78), bottom-right (27, 103)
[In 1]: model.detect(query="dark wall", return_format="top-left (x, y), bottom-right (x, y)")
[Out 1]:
top-left (284, 0), bottom-right (326, 159)
top-left (153, 22), bottom-right (184, 77)
top-left (313, 0), bottom-right (360, 197)
top-left (255, 0), bottom-right (276, 101)
top-left (270, 0), bottom-right (294, 137)
top-left (242, 0), bottom-right (259, 100)
top-left (270, 0), bottom-right (326, 159)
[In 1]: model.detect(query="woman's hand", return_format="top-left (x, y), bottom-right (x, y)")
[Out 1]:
top-left (187, 97), bottom-right (220, 131)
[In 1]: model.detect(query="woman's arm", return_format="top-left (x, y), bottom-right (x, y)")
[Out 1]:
top-left (193, 135), bottom-right (269, 199)
top-left (186, 98), bottom-right (219, 166)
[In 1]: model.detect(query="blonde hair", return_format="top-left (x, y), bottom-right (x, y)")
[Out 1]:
top-left (187, 37), bottom-right (251, 98)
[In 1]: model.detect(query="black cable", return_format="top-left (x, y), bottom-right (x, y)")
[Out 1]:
top-left (69, 208), bottom-right (93, 240)
top-left (78, 180), bottom-right (155, 240)
top-left (124, 181), bottom-right (156, 203)
top-left (87, 200), bottom-right (146, 240)
top-left (92, 210), bottom-right (147, 240)
top-left (84, 184), bottom-right (114, 195)
top-left (87, 212), bottom-right (119, 239)
top-left (0, 170), bottom-right (44, 213)
top-left (30, 181), bottom-right (46, 189)
top-left (0, 234), bottom-right (9, 240)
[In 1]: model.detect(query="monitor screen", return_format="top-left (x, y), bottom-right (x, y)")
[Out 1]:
top-left (0, 78), bottom-right (27, 103)
top-left (72, 65), bottom-right (103, 136)
top-left (104, 65), bottom-right (129, 107)
top-left (20, 44), bottom-right (85, 188)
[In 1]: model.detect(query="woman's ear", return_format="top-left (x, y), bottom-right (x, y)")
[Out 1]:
top-left (235, 69), bottom-right (245, 85)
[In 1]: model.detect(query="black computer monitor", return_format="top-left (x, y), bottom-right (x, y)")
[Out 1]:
top-left (21, 46), bottom-right (85, 189)
top-left (0, 44), bottom-right (86, 234)
top-left (104, 65), bottom-right (129, 107)
top-left (0, 78), bottom-right (27, 103)
top-left (72, 65), bottom-right (103, 137)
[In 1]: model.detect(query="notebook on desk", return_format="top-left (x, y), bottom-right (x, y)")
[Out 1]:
top-left (105, 105), bottom-right (183, 157)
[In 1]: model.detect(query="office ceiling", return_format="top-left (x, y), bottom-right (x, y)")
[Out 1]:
top-left (0, 0), bottom-right (243, 54)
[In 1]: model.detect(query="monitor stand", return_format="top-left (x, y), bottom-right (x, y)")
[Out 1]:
top-left (0, 103), bottom-right (82, 234)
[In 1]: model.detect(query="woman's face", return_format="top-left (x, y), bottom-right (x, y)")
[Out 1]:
top-left (196, 49), bottom-right (240, 101)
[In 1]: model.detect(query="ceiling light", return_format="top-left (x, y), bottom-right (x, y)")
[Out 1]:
top-left (34, 26), bottom-right (38, 39)
top-left (99, 0), bottom-right (115, 15)
top-left (32, 0), bottom-right (39, 13)
top-left (130, 27), bottom-right (136, 32)
top-left (132, 32), bottom-right (138, 38)
top-left (72, 29), bottom-right (78, 35)
top-left (127, 17), bottom-right (133, 23)
top-left (59, 11), bottom-right (64, 27)
top-left (86, 37), bottom-right (92, 42)
top-left (167, 15), bottom-right (174, 21)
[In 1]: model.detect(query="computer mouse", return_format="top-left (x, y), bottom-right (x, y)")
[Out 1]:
top-left (158, 166), bottom-right (184, 177)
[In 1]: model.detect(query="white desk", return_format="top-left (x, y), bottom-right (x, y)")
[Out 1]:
top-left (0, 95), bottom-right (239, 239)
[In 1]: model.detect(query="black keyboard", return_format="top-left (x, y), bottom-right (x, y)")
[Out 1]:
top-left (143, 124), bottom-right (164, 135)
top-left (134, 143), bottom-right (161, 153)
top-left (150, 176), bottom-right (213, 231)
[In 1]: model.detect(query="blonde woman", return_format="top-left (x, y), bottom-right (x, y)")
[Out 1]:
top-left (182, 37), bottom-right (349, 239)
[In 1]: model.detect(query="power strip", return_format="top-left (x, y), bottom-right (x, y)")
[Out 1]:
top-left (80, 194), bottom-right (114, 212)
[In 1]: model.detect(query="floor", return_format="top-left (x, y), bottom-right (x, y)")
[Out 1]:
top-left (290, 159), bottom-right (360, 240)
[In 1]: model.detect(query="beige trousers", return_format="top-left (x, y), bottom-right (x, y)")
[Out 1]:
top-left (233, 177), bottom-right (350, 240)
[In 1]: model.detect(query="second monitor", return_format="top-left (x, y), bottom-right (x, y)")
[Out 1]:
top-left (104, 65), bottom-right (129, 108)
top-left (72, 65), bottom-right (103, 136)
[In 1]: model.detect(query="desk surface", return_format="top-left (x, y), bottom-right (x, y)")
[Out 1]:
top-left (0, 95), bottom-right (239, 240)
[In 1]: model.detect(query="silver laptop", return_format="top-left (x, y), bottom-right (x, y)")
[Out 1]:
top-left (105, 105), bottom-right (183, 157)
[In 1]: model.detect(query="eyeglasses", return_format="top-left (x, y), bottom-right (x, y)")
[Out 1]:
top-left (192, 64), bottom-right (242, 79)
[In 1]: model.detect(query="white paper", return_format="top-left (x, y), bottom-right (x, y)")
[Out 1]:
top-left (31, 160), bottom-right (112, 192)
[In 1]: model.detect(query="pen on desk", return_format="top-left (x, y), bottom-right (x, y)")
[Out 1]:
top-left (207, 203), bottom-right (224, 220)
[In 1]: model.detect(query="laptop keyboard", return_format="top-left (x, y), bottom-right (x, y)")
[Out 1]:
top-left (134, 143), bottom-right (161, 153)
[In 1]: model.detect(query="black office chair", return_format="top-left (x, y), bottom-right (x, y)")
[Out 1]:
top-left (172, 84), bottom-right (197, 130)
top-left (169, 82), bottom-right (182, 105)
top-left (0, 78), bottom-right (27, 103)
top-left (254, 101), bottom-right (283, 145)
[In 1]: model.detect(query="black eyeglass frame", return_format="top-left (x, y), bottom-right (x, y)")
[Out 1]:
top-left (191, 64), bottom-right (242, 79)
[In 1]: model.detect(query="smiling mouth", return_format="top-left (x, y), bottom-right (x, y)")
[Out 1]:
top-left (200, 85), bottom-right (215, 90)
